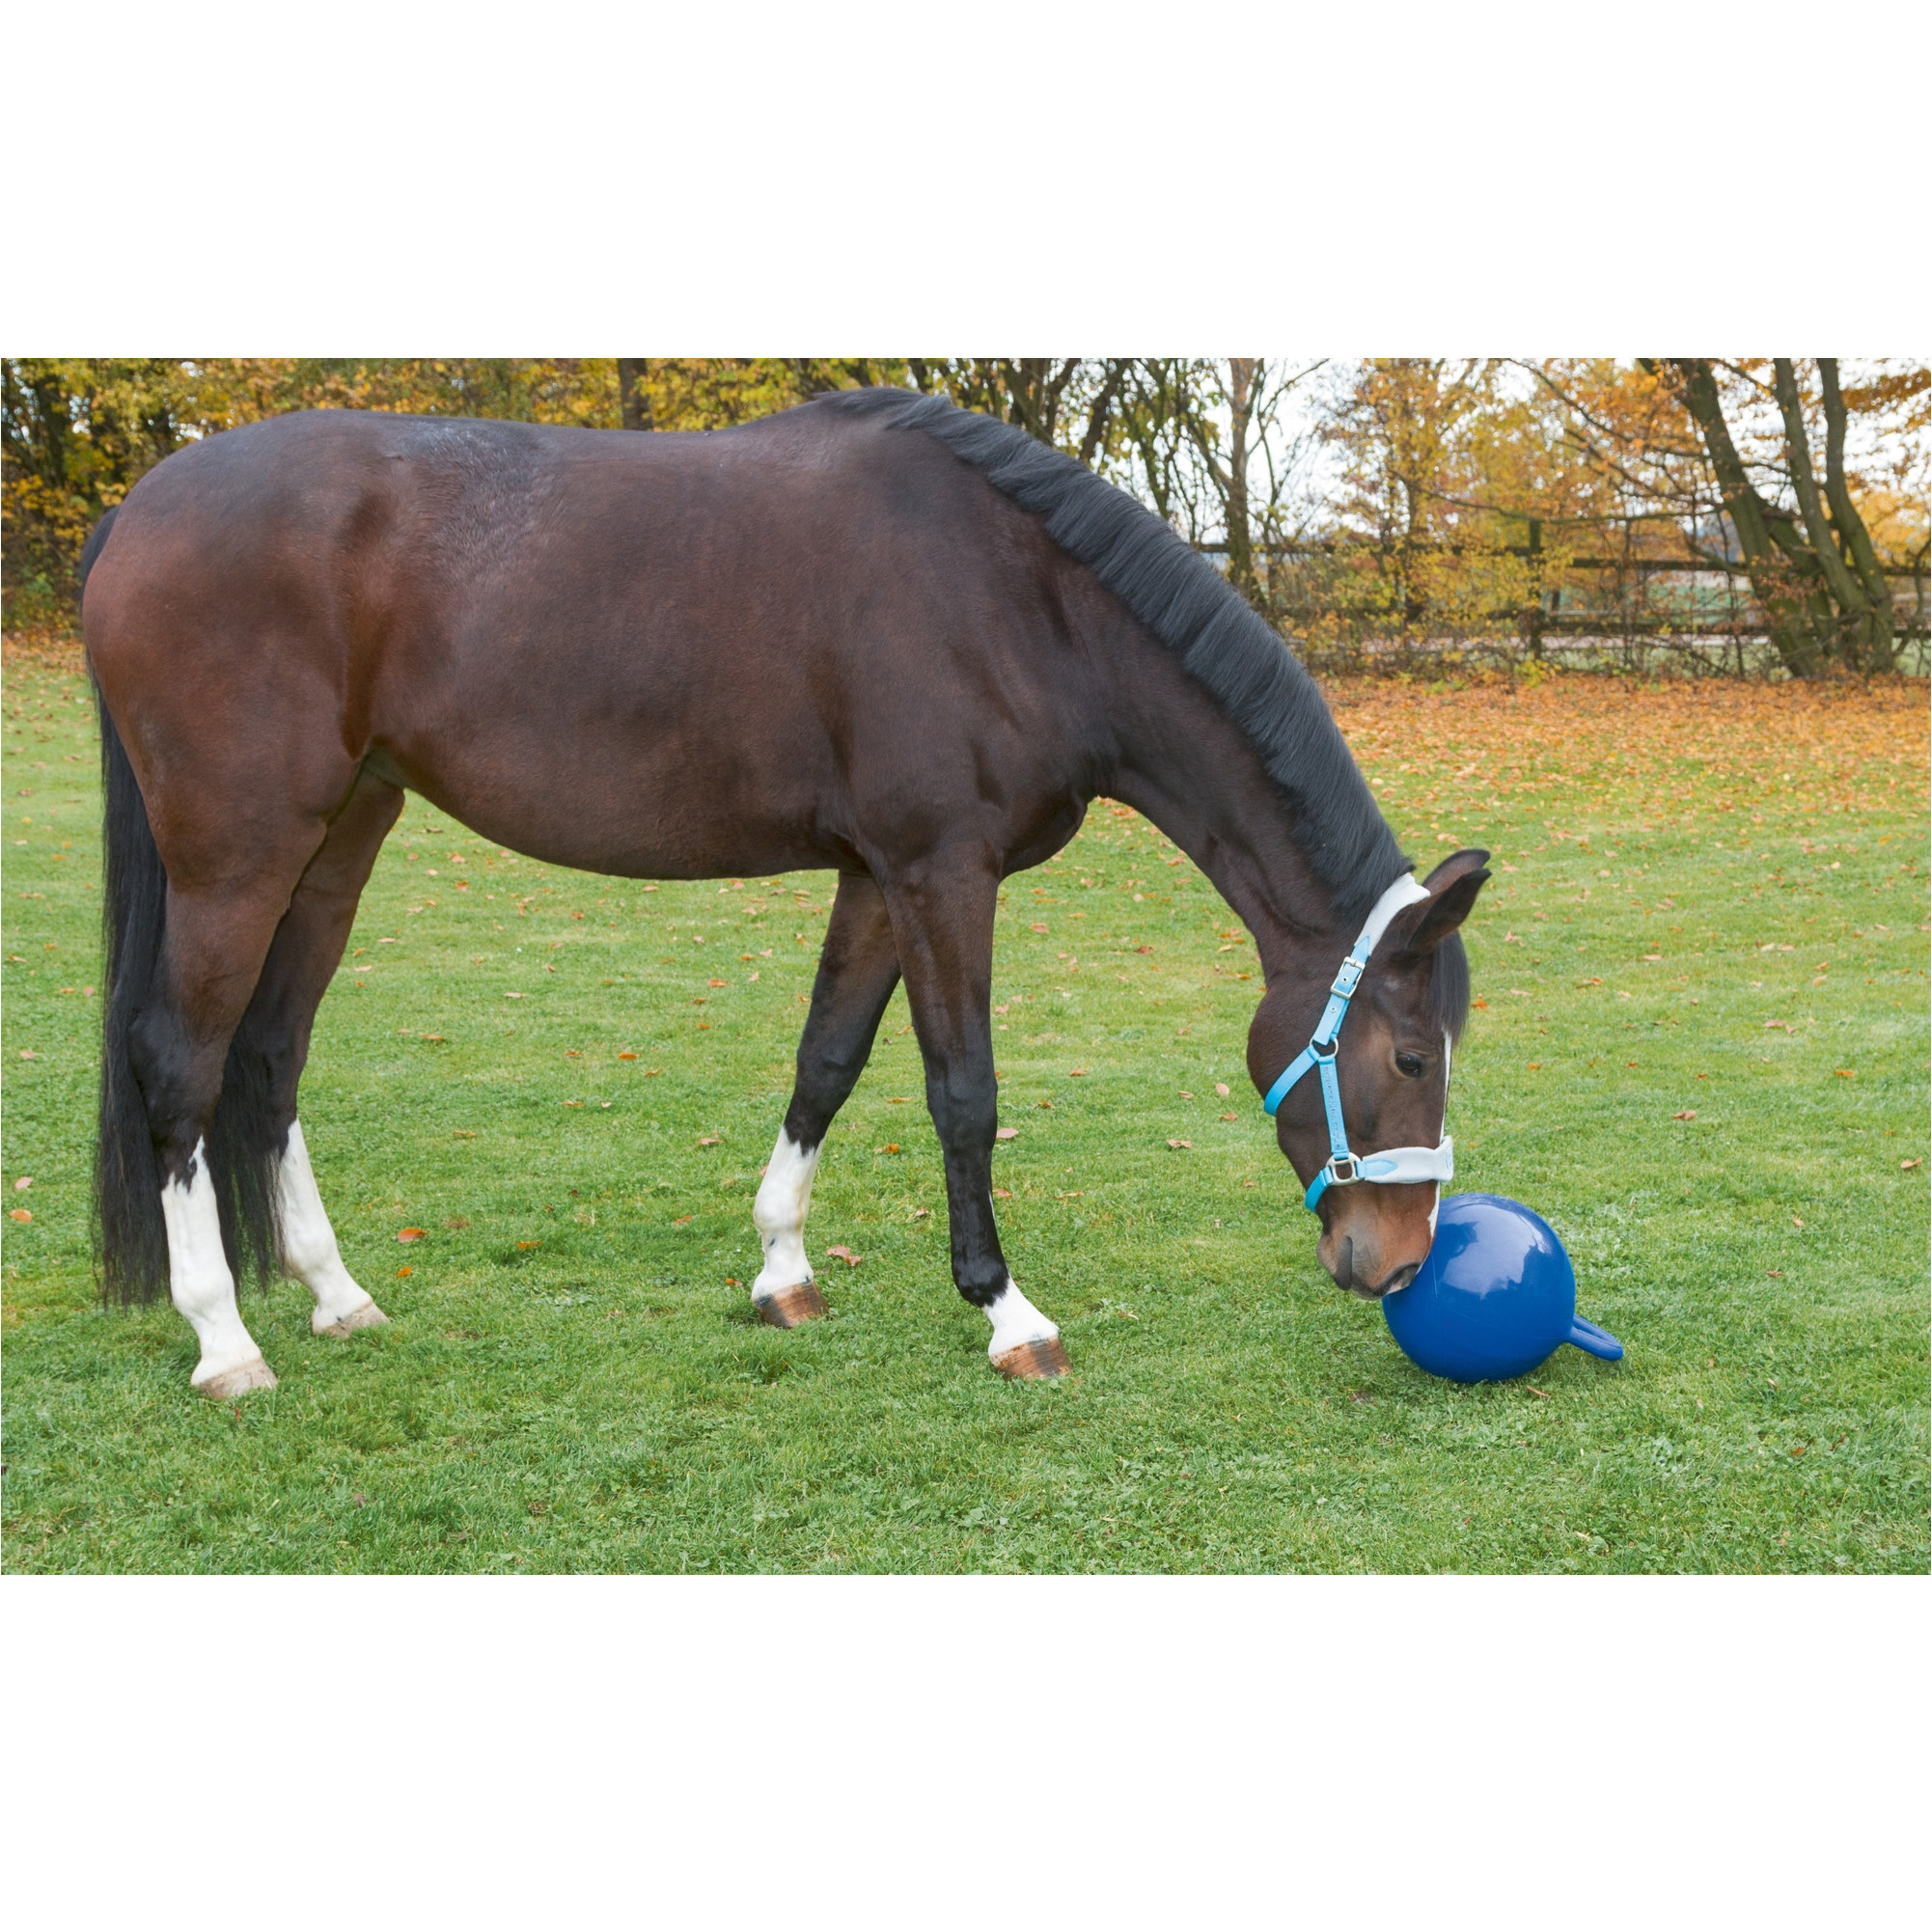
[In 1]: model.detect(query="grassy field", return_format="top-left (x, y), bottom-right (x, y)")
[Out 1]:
top-left (3, 649), bottom-right (1926, 1573)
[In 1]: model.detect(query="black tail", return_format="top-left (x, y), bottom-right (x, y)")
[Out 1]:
top-left (89, 511), bottom-right (283, 1305)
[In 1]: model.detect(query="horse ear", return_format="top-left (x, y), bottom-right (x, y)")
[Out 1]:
top-left (1391, 848), bottom-right (1491, 960)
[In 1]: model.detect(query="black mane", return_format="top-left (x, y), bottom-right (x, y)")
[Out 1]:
top-left (820, 387), bottom-right (1408, 922)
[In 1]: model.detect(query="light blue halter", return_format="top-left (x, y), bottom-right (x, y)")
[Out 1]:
top-left (1261, 871), bottom-right (1456, 1214)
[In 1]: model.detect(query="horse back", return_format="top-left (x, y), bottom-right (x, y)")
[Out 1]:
top-left (82, 405), bottom-right (1105, 879)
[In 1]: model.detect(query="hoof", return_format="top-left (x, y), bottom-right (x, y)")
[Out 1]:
top-left (992, 1337), bottom-right (1071, 1380)
top-left (756, 1280), bottom-right (827, 1328)
top-left (318, 1299), bottom-right (389, 1338)
top-left (196, 1355), bottom-right (278, 1399)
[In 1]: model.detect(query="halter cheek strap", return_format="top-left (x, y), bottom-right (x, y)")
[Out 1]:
top-left (1261, 872), bottom-right (1456, 1214)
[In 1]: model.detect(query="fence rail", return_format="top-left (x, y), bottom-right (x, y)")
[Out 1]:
top-left (1189, 522), bottom-right (1931, 659)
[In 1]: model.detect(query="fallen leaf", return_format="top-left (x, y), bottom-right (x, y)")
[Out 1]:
top-left (697, 1135), bottom-right (721, 1146)
top-left (995, 1127), bottom-right (1019, 1141)
top-left (1903, 1159), bottom-right (1921, 1172)
top-left (1528, 1062), bottom-right (1541, 1071)
top-left (825, 1244), bottom-right (862, 1267)
top-left (1178, 1089), bottom-right (1194, 1099)
top-left (618, 1051), bottom-right (637, 1061)
top-left (707, 979), bottom-right (727, 987)
top-left (1031, 923), bottom-right (1049, 932)
top-left (13, 1176), bottom-right (30, 1192)
top-left (1168, 1138), bottom-right (1193, 1149)
top-left (18, 1049), bottom-right (36, 1060)
top-left (396, 1264), bottom-right (412, 1278)
top-left (1220, 1112), bottom-right (1237, 1121)
top-left (1069, 1067), bottom-right (1088, 1077)
top-left (993, 1187), bottom-right (1011, 1198)
top-left (9, 1207), bottom-right (30, 1223)
top-left (1471, 998), bottom-right (1488, 1008)
top-left (671, 1216), bottom-right (691, 1227)
top-left (1671, 1110), bottom-right (1696, 1120)
top-left (1791, 1215), bottom-right (1805, 1228)
top-left (1835, 1069), bottom-right (1855, 1079)
top-left (1215, 1082), bottom-right (1230, 1097)
top-left (397, 1227), bottom-right (427, 1242)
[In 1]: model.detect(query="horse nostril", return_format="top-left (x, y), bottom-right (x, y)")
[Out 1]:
top-left (1384, 1261), bottom-right (1420, 1294)
top-left (1333, 1235), bottom-right (1355, 1290)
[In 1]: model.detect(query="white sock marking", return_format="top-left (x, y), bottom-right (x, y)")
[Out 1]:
top-left (752, 1130), bottom-right (821, 1301)
top-left (161, 1138), bottom-right (267, 1385)
top-left (277, 1119), bottom-right (375, 1331)
top-left (985, 1279), bottom-right (1059, 1360)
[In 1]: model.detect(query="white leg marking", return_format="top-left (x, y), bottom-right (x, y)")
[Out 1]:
top-left (161, 1138), bottom-right (271, 1389)
top-left (752, 1130), bottom-right (821, 1302)
top-left (278, 1119), bottom-right (382, 1333)
top-left (984, 1279), bottom-right (1059, 1362)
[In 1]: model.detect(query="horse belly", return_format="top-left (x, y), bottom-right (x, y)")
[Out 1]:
top-left (370, 620), bottom-right (846, 880)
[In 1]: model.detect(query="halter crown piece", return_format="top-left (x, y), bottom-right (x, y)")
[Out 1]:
top-left (1262, 871), bottom-right (1456, 1214)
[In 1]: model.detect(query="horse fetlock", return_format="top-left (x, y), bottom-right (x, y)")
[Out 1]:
top-left (984, 1281), bottom-right (1060, 1361)
top-left (752, 1129), bottom-right (820, 1299)
top-left (276, 1120), bottom-right (375, 1328)
top-left (161, 1138), bottom-right (268, 1384)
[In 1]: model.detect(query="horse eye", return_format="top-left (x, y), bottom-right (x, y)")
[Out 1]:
top-left (1395, 1052), bottom-right (1425, 1078)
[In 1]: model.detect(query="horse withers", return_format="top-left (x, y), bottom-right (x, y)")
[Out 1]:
top-left (80, 389), bottom-right (1487, 1395)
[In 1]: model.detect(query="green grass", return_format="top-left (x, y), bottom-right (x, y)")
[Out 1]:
top-left (3, 657), bottom-right (1926, 1572)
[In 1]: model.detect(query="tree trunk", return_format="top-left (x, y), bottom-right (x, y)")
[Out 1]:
top-left (1225, 359), bottom-right (1256, 604)
top-left (1661, 358), bottom-right (1824, 676)
top-left (1817, 359), bottom-right (1896, 671)
top-left (617, 360), bottom-right (652, 432)
top-left (1771, 358), bottom-right (1886, 670)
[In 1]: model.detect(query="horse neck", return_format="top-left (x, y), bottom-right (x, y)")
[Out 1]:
top-left (1089, 617), bottom-right (1353, 983)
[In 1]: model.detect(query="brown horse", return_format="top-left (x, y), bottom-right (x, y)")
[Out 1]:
top-left (81, 389), bottom-right (1488, 1396)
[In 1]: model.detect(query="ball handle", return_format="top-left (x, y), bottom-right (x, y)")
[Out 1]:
top-left (1566, 1314), bottom-right (1625, 1362)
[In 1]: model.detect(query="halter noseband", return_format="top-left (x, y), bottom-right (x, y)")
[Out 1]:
top-left (1261, 871), bottom-right (1456, 1214)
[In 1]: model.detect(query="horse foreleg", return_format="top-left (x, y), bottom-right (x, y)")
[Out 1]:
top-left (752, 871), bottom-right (902, 1326)
top-left (881, 859), bottom-right (1067, 1379)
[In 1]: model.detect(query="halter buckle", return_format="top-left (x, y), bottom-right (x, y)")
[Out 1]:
top-left (1330, 956), bottom-right (1366, 999)
top-left (1324, 1151), bottom-right (1363, 1187)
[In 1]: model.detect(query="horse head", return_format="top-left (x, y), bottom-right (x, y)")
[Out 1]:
top-left (1248, 848), bottom-right (1491, 1298)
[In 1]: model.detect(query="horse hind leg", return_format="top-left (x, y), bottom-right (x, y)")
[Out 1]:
top-left (239, 768), bottom-right (405, 1335)
top-left (751, 871), bottom-right (902, 1326)
top-left (129, 871), bottom-right (317, 1397)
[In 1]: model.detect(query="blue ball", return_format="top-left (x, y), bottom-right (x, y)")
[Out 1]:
top-left (1382, 1193), bottom-right (1624, 1384)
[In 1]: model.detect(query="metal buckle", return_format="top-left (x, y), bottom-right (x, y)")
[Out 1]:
top-left (1325, 1152), bottom-right (1362, 1186)
top-left (1330, 956), bottom-right (1366, 999)
top-left (1309, 1035), bottom-right (1339, 1063)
